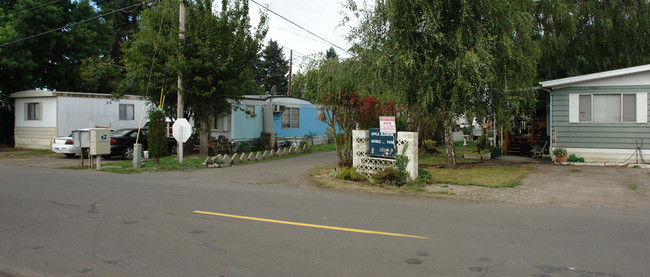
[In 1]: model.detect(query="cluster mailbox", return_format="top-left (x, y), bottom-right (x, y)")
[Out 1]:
top-left (90, 128), bottom-right (110, 156)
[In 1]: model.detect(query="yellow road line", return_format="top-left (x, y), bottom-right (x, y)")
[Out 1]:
top-left (193, 210), bottom-right (428, 239)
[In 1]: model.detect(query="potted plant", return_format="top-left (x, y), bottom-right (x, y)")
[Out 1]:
top-left (553, 145), bottom-right (568, 163)
top-left (491, 147), bottom-right (502, 158)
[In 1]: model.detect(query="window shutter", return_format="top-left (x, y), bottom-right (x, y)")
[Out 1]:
top-left (637, 92), bottom-right (648, 123)
top-left (569, 94), bottom-right (579, 123)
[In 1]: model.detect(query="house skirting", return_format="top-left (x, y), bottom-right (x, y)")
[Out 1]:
top-left (14, 126), bottom-right (56, 149)
top-left (564, 148), bottom-right (650, 163)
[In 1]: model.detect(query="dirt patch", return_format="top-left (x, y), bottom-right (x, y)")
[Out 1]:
top-left (426, 164), bottom-right (650, 210)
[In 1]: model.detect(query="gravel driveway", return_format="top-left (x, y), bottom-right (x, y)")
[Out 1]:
top-left (2, 151), bottom-right (649, 211)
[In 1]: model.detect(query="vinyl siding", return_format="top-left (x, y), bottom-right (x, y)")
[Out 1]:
top-left (14, 126), bottom-right (56, 149)
top-left (552, 86), bottom-right (650, 149)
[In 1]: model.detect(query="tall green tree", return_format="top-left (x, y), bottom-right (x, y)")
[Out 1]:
top-left (257, 39), bottom-right (288, 94)
top-left (122, 0), bottom-right (267, 155)
top-left (0, 0), bottom-right (110, 94)
top-left (348, 0), bottom-right (540, 168)
top-left (535, 0), bottom-right (650, 80)
top-left (0, 0), bottom-right (110, 144)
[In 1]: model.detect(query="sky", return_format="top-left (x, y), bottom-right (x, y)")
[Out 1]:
top-left (247, 0), bottom-right (358, 72)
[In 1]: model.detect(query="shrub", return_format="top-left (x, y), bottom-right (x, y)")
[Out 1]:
top-left (424, 139), bottom-right (438, 154)
top-left (337, 167), bottom-right (366, 181)
top-left (567, 154), bottom-right (585, 163)
top-left (418, 168), bottom-right (432, 183)
top-left (299, 140), bottom-right (308, 149)
top-left (372, 167), bottom-right (404, 186)
top-left (147, 109), bottom-right (168, 165)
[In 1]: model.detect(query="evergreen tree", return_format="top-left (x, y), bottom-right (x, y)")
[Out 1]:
top-left (257, 39), bottom-right (289, 95)
top-left (325, 47), bottom-right (338, 60)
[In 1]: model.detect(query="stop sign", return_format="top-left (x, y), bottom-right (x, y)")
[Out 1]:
top-left (172, 118), bottom-right (192, 143)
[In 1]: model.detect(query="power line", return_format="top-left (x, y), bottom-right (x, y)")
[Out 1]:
top-left (269, 24), bottom-right (334, 47)
top-left (0, 0), bottom-right (62, 19)
top-left (0, 0), bottom-right (155, 48)
top-left (249, 0), bottom-right (348, 54)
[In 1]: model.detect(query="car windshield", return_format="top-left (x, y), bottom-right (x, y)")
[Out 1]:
top-left (111, 129), bottom-right (135, 137)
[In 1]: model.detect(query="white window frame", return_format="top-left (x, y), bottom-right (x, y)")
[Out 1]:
top-left (119, 104), bottom-right (134, 120)
top-left (26, 102), bottom-right (41, 121)
top-left (246, 105), bottom-right (256, 118)
top-left (282, 107), bottom-right (300, 129)
top-left (569, 92), bottom-right (647, 123)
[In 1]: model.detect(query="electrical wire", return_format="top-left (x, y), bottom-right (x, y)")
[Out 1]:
top-left (249, 0), bottom-right (349, 54)
top-left (0, 0), bottom-right (156, 48)
top-left (0, 0), bottom-right (62, 19)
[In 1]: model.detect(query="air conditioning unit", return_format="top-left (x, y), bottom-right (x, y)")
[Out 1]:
top-left (273, 105), bottom-right (285, 113)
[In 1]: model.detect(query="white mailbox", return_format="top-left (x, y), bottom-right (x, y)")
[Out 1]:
top-left (90, 128), bottom-right (110, 155)
top-left (72, 129), bottom-right (90, 148)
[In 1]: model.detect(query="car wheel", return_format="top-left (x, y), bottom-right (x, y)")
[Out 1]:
top-left (122, 148), bottom-right (134, 160)
top-left (65, 153), bottom-right (75, 158)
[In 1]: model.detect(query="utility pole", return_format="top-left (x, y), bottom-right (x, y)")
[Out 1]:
top-left (287, 49), bottom-right (292, 96)
top-left (177, 0), bottom-right (186, 156)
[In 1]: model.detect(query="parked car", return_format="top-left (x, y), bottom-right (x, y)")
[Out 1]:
top-left (108, 128), bottom-right (176, 160)
top-left (51, 134), bottom-right (81, 158)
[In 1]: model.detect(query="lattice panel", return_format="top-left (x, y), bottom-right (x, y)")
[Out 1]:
top-left (356, 157), bottom-right (397, 177)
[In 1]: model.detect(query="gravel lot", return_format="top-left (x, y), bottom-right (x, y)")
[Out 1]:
top-left (426, 163), bottom-right (650, 211)
top-left (2, 151), bottom-right (649, 211)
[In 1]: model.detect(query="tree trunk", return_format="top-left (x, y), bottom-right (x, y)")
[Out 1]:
top-left (199, 116), bottom-right (210, 156)
top-left (444, 118), bottom-right (456, 168)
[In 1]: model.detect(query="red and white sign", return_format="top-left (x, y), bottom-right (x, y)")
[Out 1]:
top-left (379, 116), bottom-right (396, 133)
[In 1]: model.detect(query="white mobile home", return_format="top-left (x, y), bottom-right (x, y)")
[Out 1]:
top-left (10, 90), bottom-right (153, 149)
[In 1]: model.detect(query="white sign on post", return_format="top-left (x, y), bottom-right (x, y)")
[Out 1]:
top-left (172, 118), bottom-right (192, 163)
top-left (379, 116), bottom-right (396, 134)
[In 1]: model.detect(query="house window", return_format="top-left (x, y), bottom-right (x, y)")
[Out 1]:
top-left (119, 104), bottom-right (134, 120)
top-left (26, 102), bottom-right (40, 120)
top-left (575, 94), bottom-right (637, 123)
top-left (246, 105), bottom-right (256, 118)
top-left (214, 116), bottom-right (228, 131)
top-left (282, 107), bottom-right (299, 129)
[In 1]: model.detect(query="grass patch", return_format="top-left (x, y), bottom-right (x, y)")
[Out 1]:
top-left (570, 168), bottom-right (582, 173)
top-left (95, 155), bottom-right (207, 174)
top-left (629, 185), bottom-right (637, 190)
top-left (0, 149), bottom-right (54, 158)
top-left (419, 141), bottom-right (481, 166)
top-left (426, 165), bottom-right (532, 188)
top-left (310, 143), bottom-right (336, 153)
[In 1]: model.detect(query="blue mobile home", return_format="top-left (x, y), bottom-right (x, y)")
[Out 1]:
top-left (212, 95), bottom-right (329, 145)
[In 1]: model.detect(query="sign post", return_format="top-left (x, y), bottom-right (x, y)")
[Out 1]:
top-left (172, 118), bottom-right (192, 164)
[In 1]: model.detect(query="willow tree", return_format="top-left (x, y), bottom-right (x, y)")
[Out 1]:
top-left (122, 0), bottom-right (267, 155)
top-left (347, 0), bottom-right (539, 168)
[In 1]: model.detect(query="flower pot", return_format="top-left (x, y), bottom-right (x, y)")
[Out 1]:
top-left (556, 155), bottom-right (568, 163)
top-left (491, 148), bottom-right (502, 158)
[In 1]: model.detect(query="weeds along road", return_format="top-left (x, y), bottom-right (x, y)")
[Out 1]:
top-left (1, 152), bottom-right (649, 276)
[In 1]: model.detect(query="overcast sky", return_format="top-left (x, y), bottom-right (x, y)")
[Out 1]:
top-left (247, 0), bottom-right (358, 72)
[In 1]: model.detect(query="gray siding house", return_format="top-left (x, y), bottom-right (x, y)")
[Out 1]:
top-left (540, 64), bottom-right (650, 163)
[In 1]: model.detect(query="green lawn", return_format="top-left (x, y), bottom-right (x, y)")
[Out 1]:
top-left (425, 165), bottom-right (532, 188)
top-left (419, 141), bottom-right (481, 165)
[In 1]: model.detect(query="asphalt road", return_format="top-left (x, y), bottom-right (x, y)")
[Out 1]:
top-left (1, 152), bottom-right (649, 276)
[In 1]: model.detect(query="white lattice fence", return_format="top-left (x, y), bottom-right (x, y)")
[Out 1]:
top-left (352, 130), bottom-right (418, 180)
